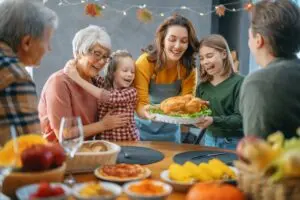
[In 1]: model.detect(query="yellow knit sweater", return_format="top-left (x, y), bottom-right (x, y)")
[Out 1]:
top-left (134, 53), bottom-right (196, 116)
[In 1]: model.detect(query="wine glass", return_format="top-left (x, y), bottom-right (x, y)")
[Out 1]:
top-left (58, 117), bottom-right (84, 186)
top-left (0, 125), bottom-right (18, 198)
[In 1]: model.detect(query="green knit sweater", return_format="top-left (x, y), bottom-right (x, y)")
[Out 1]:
top-left (196, 73), bottom-right (244, 137)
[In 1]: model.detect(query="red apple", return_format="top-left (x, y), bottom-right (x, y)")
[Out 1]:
top-left (46, 143), bottom-right (66, 168)
top-left (21, 144), bottom-right (54, 172)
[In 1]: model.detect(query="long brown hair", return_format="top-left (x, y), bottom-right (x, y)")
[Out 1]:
top-left (143, 14), bottom-right (198, 79)
top-left (199, 34), bottom-right (234, 83)
top-left (103, 50), bottom-right (133, 89)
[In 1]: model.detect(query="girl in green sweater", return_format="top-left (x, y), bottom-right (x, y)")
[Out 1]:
top-left (195, 34), bottom-right (244, 150)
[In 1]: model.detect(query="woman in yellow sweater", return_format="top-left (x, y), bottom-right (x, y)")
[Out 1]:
top-left (134, 14), bottom-right (198, 142)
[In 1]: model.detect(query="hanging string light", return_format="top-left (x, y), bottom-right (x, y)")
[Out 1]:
top-left (52, 0), bottom-right (254, 21)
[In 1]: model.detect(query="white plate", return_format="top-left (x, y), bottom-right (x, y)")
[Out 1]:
top-left (72, 181), bottom-right (122, 200)
top-left (151, 113), bottom-right (205, 125)
top-left (94, 166), bottom-right (151, 183)
top-left (16, 183), bottom-right (71, 200)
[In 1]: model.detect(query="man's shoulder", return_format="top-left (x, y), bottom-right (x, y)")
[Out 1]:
top-left (0, 55), bottom-right (33, 90)
top-left (245, 58), bottom-right (300, 85)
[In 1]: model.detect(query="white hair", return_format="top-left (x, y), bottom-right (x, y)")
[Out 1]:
top-left (0, 0), bottom-right (58, 52)
top-left (72, 25), bottom-right (112, 58)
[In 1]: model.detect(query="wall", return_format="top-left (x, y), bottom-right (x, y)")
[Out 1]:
top-left (212, 0), bottom-right (250, 75)
top-left (34, 0), bottom-right (213, 96)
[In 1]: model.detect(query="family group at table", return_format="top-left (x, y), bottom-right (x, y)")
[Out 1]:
top-left (1, 0), bottom-right (300, 151)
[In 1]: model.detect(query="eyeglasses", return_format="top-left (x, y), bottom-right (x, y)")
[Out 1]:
top-left (89, 50), bottom-right (110, 62)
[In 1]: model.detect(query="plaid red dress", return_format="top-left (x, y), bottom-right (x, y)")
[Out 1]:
top-left (94, 76), bottom-right (139, 141)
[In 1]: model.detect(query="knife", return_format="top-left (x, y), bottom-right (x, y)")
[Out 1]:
top-left (190, 152), bottom-right (227, 160)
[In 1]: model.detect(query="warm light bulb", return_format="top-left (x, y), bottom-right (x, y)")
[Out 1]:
top-left (123, 11), bottom-right (127, 15)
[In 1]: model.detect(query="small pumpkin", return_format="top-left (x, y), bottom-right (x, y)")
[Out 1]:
top-left (186, 183), bottom-right (245, 200)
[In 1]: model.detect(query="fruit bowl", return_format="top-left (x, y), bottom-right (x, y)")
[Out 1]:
top-left (2, 163), bottom-right (66, 198)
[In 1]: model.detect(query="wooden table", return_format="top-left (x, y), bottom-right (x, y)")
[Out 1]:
top-left (74, 141), bottom-right (233, 200)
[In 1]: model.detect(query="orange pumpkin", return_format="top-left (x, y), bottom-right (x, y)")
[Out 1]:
top-left (186, 183), bottom-right (245, 200)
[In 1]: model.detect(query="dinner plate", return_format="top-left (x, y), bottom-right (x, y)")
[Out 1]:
top-left (94, 166), bottom-right (151, 183)
top-left (151, 113), bottom-right (205, 125)
top-left (149, 105), bottom-right (211, 125)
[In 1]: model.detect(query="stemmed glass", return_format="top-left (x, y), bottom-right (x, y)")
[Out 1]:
top-left (58, 117), bottom-right (84, 186)
top-left (0, 126), bottom-right (18, 198)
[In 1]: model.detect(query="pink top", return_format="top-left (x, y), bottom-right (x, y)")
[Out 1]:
top-left (38, 69), bottom-right (98, 141)
top-left (95, 77), bottom-right (139, 141)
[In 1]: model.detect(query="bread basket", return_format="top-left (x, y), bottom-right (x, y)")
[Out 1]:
top-left (66, 140), bottom-right (120, 173)
top-left (235, 160), bottom-right (300, 200)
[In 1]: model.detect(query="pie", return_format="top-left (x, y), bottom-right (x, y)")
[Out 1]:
top-left (95, 163), bottom-right (151, 182)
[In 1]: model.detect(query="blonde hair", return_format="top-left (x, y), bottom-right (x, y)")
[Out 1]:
top-left (199, 34), bottom-right (234, 83)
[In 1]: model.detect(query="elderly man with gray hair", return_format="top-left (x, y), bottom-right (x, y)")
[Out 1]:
top-left (38, 25), bottom-right (129, 142)
top-left (0, 0), bottom-right (58, 145)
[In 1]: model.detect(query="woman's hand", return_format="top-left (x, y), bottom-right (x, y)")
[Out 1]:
top-left (100, 111), bottom-right (129, 130)
top-left (194, 116), bottom-right (213, 129)
top-left (141, 104), bottom-right (156, 120)
top-left (63, 59), bottom-right (81, 82)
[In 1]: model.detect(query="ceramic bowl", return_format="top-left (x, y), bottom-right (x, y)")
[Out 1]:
top-left (160, 170), bottom-right (195, 192)
top-left (16, 183), bottom-right (71, 200)
top-left (123, 180), bottom-right (172, 200)
top-left (72, 181), bottom-right (122, 200)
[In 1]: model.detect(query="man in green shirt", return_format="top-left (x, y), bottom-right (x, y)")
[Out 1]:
top-left (240, 0), bottom-right (300, 138)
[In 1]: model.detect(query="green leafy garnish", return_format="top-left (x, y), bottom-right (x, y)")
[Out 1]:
top-left (149, 106), bottom-right (212, 118)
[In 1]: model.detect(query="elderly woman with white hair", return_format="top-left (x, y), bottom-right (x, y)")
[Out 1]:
top-left (38, 25), bottom-right (129, 142)
top-left (0, 0), bottom-right (57, 144)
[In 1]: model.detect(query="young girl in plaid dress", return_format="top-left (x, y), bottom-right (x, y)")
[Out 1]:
top-left (65, 50), bottom-right (139, 141)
